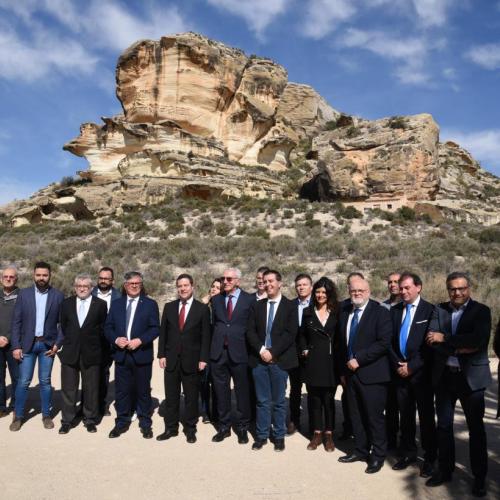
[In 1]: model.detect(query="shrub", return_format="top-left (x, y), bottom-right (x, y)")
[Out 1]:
top-left (215, 222), bottom-right (231, 237)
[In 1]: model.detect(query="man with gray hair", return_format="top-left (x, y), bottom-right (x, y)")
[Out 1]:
top-left (57, 274), bottom-right (108, 434)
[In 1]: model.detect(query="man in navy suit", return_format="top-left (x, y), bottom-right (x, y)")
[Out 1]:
top-left (425, 272), bottom-right (492, 497)
top-left (389, 272), bottom-right (437, 477)
top-left (10, 261), bottom-right (64, 431)
top-left (104, 271), bottom-right (159, 439)
top-left (210, 267), bottom-right (254, 444)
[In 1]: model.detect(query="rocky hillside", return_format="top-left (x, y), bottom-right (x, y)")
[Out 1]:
top-left (3, 32), bottom-right (499, 226)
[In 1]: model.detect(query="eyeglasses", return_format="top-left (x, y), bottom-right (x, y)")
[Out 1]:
top-left (223, 277), bottom-right (236, 282)
top-left (349, 289), bottom-right (368, 294)
top-left (75, 285), bottom-right (91, 289)
top-left (447, 286), bottom-right (469, 294)
top-left (125, 281), bottom-right (142, 286)
top-left (2, 275), bottom-right (16, 280)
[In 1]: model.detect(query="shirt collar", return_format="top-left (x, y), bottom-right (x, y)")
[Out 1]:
top-left (180, 296), bottom-right (194, 306)
top-left (451, 299), bottom-right (470, 312)
top-left (405, 295), bottom-right (421, 308)
top-left (298, 296), bottom-right (310, 306)
top-left (351, 300), bottom-right (369, 313)
top-left (34, 285), bottom-right (49, 295)
top-left (97, 288), bottom-right (112, 297)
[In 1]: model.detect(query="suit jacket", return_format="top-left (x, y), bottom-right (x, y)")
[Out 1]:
top-left (337, 299), bottom-right (392, 385)
top-left (299, 306), bottom-right (338, 386)
top-left (10, 285), bottom-right (64, 352)
top-left (57, 296), bottom-right (108, 366)
top-left (104, 295), bottom-right (160, 364)
top-left (246, 296), bottom-right (298, 371)
top-left (429, 299), bottom-right (492, 391)
top-left (389, 297), bottom-right (435, 383)
top-left (158, 298), bottom-right (211, 373)
top-left (91, 286), bottom-right (121, 304)
top-left (210, 289), bottom-right (254, 363)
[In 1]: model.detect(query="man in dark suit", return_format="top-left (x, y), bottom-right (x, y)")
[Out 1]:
top-left (426, 272), bottom-right (492, 497)
top-left (389, 272), bottom-right (437, 477)
top-left (337, 277), bottom-right (392, 474)
top-left (210, 267), bottom-right (254, 444)
top-left (104, 271), bottom-right (159, 439)
top-left (247, 270), bottom-right (298, 451)
top-left (57, 274), bottom-right (108, 434)
top-left (157, 273), bottom-right (210, 443)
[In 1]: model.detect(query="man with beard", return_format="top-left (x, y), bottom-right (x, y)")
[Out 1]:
top-left (10, 262), bottom-right (64, 431)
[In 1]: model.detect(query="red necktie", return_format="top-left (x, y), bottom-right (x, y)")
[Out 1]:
top-left (227, 295), bottom-right (233, 321)
top-left (179, 301), bottom-right (186, 331)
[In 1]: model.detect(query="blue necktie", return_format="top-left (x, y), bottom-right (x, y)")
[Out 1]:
top-left (399, 304), bottom-right (413, 358)
top-left (347, 308), bottom-right (360, 359)
top-left (265, 301), bottom-right (275, 348)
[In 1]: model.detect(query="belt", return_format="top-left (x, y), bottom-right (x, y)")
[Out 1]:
top-left (445, 365), bottom-right (461, 373)
top-left (34, 336), bottom-right (46, 342)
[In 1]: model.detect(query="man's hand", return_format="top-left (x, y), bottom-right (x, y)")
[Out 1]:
top-left (127, 338), bottom-right (142, 350)
top-left (0, 336), bottom-right (8, 348)
top-left (347, 358), bottom-right (359, 371)
top-left (115, 337), bottom-right (129, 349)
top-left (13, 348), bottom-right (23, 361)
top-left (260, 349), bottom-right (273, 363)
top-left (159, 357), bottom-right (167, 369)
top-left (426, 331), bottom-right (444, 345)
top-left (397, 361), bottom-right (411, 378)
top-left (198, 361), bottom-right (207, 371)
top-left (45, 345), bottom-right (58, 357)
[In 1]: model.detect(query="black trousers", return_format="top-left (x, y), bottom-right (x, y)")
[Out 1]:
top-left (347, 374), bottom-right (388, 461)
top-left (288, 364), bottom-right (304, 426)
top-left (307, 385), bottom-right (335, 432)
top-left (386, 380), bottom-right (400, 446)
top-left (98, 353), bottom-right (113, 414)
top-left (435, 369), bottom-right (488, 480)
top-left (339, 384), bottom-right (353, 435)
top-left (61, 359), bottom-right (100, 425)
top-left (396, 376), bottom-right (437, 461)
top-left (200, 365), bottom-right (218, 422)
top-left (164, 362), bottom-right (200, 432)
top-left (211, 349), bottom-right (250, 431)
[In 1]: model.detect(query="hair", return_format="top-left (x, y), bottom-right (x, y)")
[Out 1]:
top-left (399, 271), bottom-right (422, 287)
top-left (256, 266), bottom-right (270, 275)
top-left (225, 267), bottom-right (242, 279)
top-left (263, 269), bottom-right (282, 282)
top-left (98, 266), bottom-right (114, 279)
top-left (312, 276), bottom-right (339, 314)
top-left (124, 271), bottom-right (143, 282)
top-left (211, 277), bottom-right (223, 287)
top-left (74, 273), bottom-right (94, 287)
top-left (2, 264), bottom-right (18, 275)
top-left (446, 271), bottom-right (471, 287)
top-left (346, 272), bottom-right (364, 283)
top-left (34, 261), bottom-right (51, 272)
top-left (176, 273), bottom-right (194, 285)
top-left (294, 273), bottom-right (312, 284)
top-left (386, 271), bottom-right (401, 281)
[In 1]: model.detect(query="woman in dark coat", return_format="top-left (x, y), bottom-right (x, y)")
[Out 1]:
top-left (299, 276), bottom-right (339, 452)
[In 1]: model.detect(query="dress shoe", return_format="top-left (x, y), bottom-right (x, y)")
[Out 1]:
top-left (287, 422), bottom-right (298, 435)
top-left (86, 424), bottom-right (97, 433)
top-left (212, 429), bottom-right (231, 442)
top-left (307, 432), bottom-right (323, 451)
top-left (202, 415), bottom-right (211, 424)
top-left (59, 423), bottom-right (71, 434)
top-left (141, 427), bottom-right (153, 439)
top-left (186, 432), bottom-right (197, 444)
top-left (471, 478), bottom-right (486, 497)
top-left (392, 456), bottom-right (417, 470)
top-left (108, 426), bottom-right (129, 438)
top-left (324, 433), bottom-right (335, 453)
top-left (9, 418), bottom-right (23, 432)
top-left (338, 453), bottom-right (367, 463)
top-left (237, 430), bottom-right (249, 444)
top-left (420, 461), bottom-right (434, 478)
top-left (366, 460), bottom-right (384, 474)
top-left (426, 471), bottom-right (452, 487)
top-left (274, 438), bottom-right (285, 452)
top-left (42, 416), bottom-right (54, 429)
top-left (156, 429), bottom-right (178, 441)
top-left (252, 439), bottom-right (267, 450)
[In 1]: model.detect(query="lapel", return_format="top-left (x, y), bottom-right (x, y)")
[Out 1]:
top-left (182, 299), bottom-right (197, 331)
top-left (356, 300), bottom-right (374, 339)
top-left (130, 296), bottom-right (144, 335)
top-left (393, 303), bottom-right (404, 343)
top-left (229, 289), bottom-right (245, 321)
top-left (44, 287), bottom-right (54, 320)
top-left (455, 299), bottom-right (475, 335)
top-left (270, 297), bottom-right (286, 334)
top-left (80, 296), bottom-right (97, 330)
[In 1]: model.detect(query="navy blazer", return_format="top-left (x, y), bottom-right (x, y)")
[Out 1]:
top-left (210, 289), bottom-right (254, 363)
top-left (429, 299), bottom-right (492, 391)
top-left (104, 295), bottom-right (160, 364)
top-left (10, 286), bottom-right (64, 352)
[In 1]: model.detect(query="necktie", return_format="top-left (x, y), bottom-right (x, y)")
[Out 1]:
top-left (125, 298), bottom-right (135, 338)
top-left (77, 299), bottom-right (86, 327)
top-left (265, 301), bottom-right (275, 348)
top-left (179, 301), bottom-right (186, 330)
top-left (227, 295), bottom-right (233, 321)
top-left (399, 304), bottom-right (413, 358)
top-left (347, 308), bottom-right (361, 359)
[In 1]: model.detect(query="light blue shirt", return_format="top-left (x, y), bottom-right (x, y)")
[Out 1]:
top-left (297, 296), bottom-right (311, 326)
top-left (225, 287), bottom-right (241, 309)
top-left (35, 286), bottom-right (49, 337)
top-left (447, 299), bottom-right (470, 367)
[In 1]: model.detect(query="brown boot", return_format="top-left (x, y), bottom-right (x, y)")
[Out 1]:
top-left (324, 432), bottom-right (335, 452)
top-left (307, 432), bottom-right (323, 450)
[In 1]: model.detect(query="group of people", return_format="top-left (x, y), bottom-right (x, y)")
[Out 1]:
top-left (0, 262), bottom-right (497, 498)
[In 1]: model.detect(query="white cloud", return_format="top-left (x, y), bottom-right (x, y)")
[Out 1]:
top-left (411, 0), bottom-right (451, 27)
top-left (301, 0), bottom-right (356, 39)
top-left (207, 0), bottom-right (289, 36)
top-left (465, 43), bottom-right (500, 70)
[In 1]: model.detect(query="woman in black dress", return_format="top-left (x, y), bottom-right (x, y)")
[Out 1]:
top-left (300, 276), bottom-right (339, 452)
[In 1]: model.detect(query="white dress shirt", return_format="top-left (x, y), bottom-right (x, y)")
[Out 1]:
top-left (76, 296), bottom-right (92, 327)
top-left (125, 296), bottom-right (139, 340)
top-left (401, 295), bottom-right (421, 326)
top-left (178, 295), bottom-right (194, 319)
top-left (97, 289), bottom-right (113, 311)
top-left (446, 299), bottom-right (470, 368)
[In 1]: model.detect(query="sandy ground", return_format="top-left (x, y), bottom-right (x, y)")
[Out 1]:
top-left (0, 357), bottom-right (498, 500)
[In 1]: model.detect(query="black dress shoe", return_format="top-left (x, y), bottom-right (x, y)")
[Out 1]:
top-left (420, 461), bottom-right (434, 478)
top-left (252, 439), bottom-right (267, 450)
top-left (274, 438), bottom-right (285, 452)
top-left (366, 460), bottom-right (384, 474)
top-left (471, 478), bottom-right (486, 497)
top-left (58, 423), bottom-right (71, 435)
top-left (109, 426), bottom-right (129, 438)
top-left (426, 472), bottom-right (452, 487)
top-left (212, 429), bottom-right (231, 442)
top-left (202, 415), bottom-right (211, 424)
top-left (237, 430), bottom-right (249, 444)
top-left (186, 432), bottom-right (197, 444)
top-left (156, 429), bottom-right (178, 441)
top-left (141, 427), bottom-right (153, 439)
top-left (392, 456), bottom-right (417, 470)
top-left (338, 453), bottom-right (367, 463)
top-left (86, 424), bottom-right (97, 433)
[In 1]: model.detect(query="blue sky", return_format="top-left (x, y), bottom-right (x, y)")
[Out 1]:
top-left (1, 0), bottom-right (499, 205)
